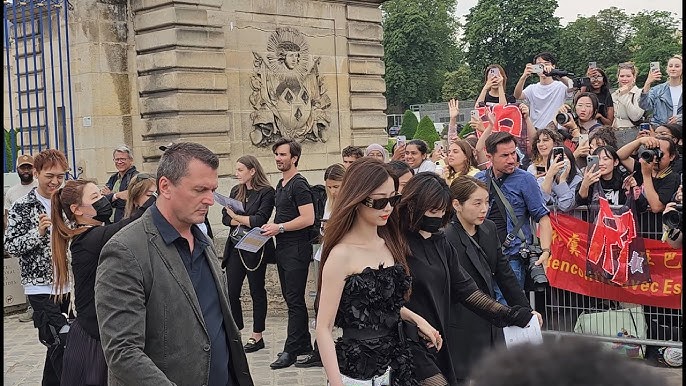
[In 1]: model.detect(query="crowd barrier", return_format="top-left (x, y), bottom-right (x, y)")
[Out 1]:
top-left (532, 205), bottom-right (682, 354)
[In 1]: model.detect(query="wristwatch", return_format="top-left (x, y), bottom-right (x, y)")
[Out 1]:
top-left (278, 224), bottom-right (285, 234)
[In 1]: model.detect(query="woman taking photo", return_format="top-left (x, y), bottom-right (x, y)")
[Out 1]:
top-left (444, 140), bottom-right (479, 186)
top-left (405, 139), bottom-right (437, 173)
top-left (221, 155), bottom-right (275, 353)
top-left (526, 128), bottom-right (563, 178)
top-left (538, 146), bottom-right (582, 212)
top-left (316, 158), bottom-right (442, 386)
top-left (612, 62), bottom-right (645, 146)
top-left (443, 175), bottom-right (533, 385)
top-left (52, 179), bottom-right (155, 385)
top-left (580, 67), bottom-right (614, 126)
top-left (575, 146), bottom-right (637, 207)
top-left (640, 55), bottom-right (683, 126)
top-left (398, 172), bottom-right (539, 386)
top-left (475, 64), bottom-right (516, 107)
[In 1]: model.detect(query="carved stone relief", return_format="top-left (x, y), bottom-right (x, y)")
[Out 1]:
top-left (249, 27), bottom-right (331, 147)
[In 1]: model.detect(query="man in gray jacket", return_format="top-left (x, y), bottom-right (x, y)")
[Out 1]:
top-left (95, 142), bottom-right (253, 385)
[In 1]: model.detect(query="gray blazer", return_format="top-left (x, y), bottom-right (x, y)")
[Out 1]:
top-left (95, 211), bottom-right (253, 386)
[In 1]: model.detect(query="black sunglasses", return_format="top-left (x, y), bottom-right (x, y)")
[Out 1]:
top-left (363, 194), bottom-right (402, 210)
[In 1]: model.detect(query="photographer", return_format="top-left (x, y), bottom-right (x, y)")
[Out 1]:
top-left (556, 92), bottom-right (604, 166)
top-left (662, 201), bottom-right (682, 249)
top-left (617, 135), bottom-right (680, 237)
top-left (475, 64), bottom-right (516, 107)
top-left (639, 55), bottom-right (682, 126)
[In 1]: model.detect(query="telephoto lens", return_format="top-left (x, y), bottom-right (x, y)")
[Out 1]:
top-left (555, 112), bottom-right (573, 125)
top-left (662, 204), bottom-right (683, 229)
top-left (638, 148), bottom-right (664, 163)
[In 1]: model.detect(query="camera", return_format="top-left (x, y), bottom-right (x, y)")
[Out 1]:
top-left (572, 77), bottom-right (592, 88)
top-left (663, 204), bottom-right (682, 229)
top-left (555, 111), bottom-right (577, 125)
top-left (638, 148), bottom-right (664, 163)
top-left (521, 245), bottom-right (548, 290)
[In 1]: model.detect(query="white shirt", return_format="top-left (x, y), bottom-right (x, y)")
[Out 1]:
top-left (414, 159), bottom-right (437, 174)
top-left (313, 208), bottom-right (331, 262)
top-left (4, 181), bottom-right (37, 210)
top-left (523, 80), bottom-right (571, 130)
top-left (669, 84), bottom-right (682, 117)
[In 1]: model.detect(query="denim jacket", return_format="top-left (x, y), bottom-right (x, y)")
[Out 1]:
top-left (639, 82), bottom-right (683, 125)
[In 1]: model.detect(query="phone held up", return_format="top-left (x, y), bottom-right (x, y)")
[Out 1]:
top-left (579, 133), bottom-right (589, 145)
top-left (397, 135), bottom-right (407, 147)
top-left (470, 109), bottom-right (480, 121)
top-left (531, 64), bottom-right (545, 74)
top-left (586, 155), bottom-right (600, 172)
top-left (552, 147), bottom-right (565, 161)
top-left (639, 123), bottom-right (651, 131)
top-left (650, 61), bottom-right (660, 73)
top-left (488, 67), bottom-right (500, 78)
top-left (588, 61), bottom-right (597, 69)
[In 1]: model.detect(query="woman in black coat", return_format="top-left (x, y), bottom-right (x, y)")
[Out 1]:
top-left (397, 172), bottom-right (538, 386)
top-left (443, 175), bottom-right (537, 384)
top-left (222, 155), bottom-right (275, 353)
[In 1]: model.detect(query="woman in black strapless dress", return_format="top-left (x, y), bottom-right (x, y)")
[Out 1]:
top-left (315, 158), bottom-right (442, 386)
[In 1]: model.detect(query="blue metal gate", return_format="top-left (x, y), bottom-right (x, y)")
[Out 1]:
top-left (3, 0), bottom-right (77, 177)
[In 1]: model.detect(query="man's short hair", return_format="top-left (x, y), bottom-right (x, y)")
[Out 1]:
top-left (471, 338), bottom-right (661, 386)
top-left (112, 145), bottom-right (133, 159)
top-left (272, 138), bottom-right (302, 167)
top-left (156, 142), bottom-right (218, 185)
top-left (33, 149), bottom-right (69, 173)
top-left (485, 132), bottom-right (517, 155)
top-left (341, 145), bottom-right (363, 159)
top-left (533, 51), bottom-right (557, 66)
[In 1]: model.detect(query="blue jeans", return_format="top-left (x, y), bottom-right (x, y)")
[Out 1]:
top-left (493, 257), bottom-right (525, 305)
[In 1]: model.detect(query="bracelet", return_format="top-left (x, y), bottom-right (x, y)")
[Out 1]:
top-left (541, 248), bottom-right (551, 253)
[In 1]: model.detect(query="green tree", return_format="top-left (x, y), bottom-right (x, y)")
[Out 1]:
top-left (382, 0), bottom-right (459, 110)
top-left (399, 110), bottom-right (419, 139)
top-left (442, 65), bottom-right (481, 101)
top-left (462, 0), bottom-right (561, 92)
top-left (628, 11), bottom-right (682, 66)
top-left (4, 128), bottom-right (18, 172)
top-left (413, 115), bottom-right (440, 151)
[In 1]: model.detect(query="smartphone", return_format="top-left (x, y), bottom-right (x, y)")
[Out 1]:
top-left (488, 67), bottom-right (500, 78)
top-left (531, 63), bottom-right (544, 74)
top-left (470, 109), bottom-right (480, 120)
top-left (586, 155), bottom-right (600, 171)
top-left (650, 61), bottom-right (660, 73)
top-left (588, 61), bottom-right (597, 69)
top-left (579, 133), bottom-right (589, 145)
top-left (536, 165), bottom-right (546, 175)
top-left (552, 146), bottom-right (565, 162)
top-left (639, 123), bottom-right (651, 131)
top-left (397, 135), bottom-right (406, 147)
top-left (434, 141), bottom-right (445, 153)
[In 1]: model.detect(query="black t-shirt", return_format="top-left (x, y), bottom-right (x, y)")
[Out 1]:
top-left (484, 92), bottom-right (516, 106)
top-left (632, 160), bottom-right (681, 238)
top-left (594, 89), bottom-right (614, 120)
top-left (274, 174), bottom-right (313, 242)
top-left (575, 169), bottom-right (630, 207)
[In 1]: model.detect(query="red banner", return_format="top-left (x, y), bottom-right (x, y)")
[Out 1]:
top-left (476, 104), bottom-right (523, 137)
top-left (547, 213), bottom-right (682, 309)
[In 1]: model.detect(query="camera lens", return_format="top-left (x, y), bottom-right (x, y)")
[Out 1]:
top-left (555, 113), bottom-right (570, 125)
top-left (529, 255), bottom-right (549, 291)
top-left (663, 205), bottom-right (683, 229)
top-left (639, 148), bottom-right (656, 162)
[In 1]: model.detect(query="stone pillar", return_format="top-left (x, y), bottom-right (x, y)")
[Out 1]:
top-left (130, 0), bottom-right (231, 176)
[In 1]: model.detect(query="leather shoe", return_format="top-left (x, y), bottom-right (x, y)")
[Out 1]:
top-left (243, 338), bottom-right (265, 353)
top-left (270, 352), bottom-right (296, 369)
top-left (295, 351), bottom-right (322, 368)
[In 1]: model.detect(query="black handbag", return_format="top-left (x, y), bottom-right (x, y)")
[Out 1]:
top-left (230, 225), bottom-right (250, 245)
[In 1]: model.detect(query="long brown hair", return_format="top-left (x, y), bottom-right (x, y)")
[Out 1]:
top-left (51, 180), bottom-right (91, 301)
top-left (323, 163), bottom-right (345, 212)
top-left (318, 158), bottom-right (410, 298)
top-left (447, 140), bottom-right (478, 179)
top-left (235, 155), bottom-right (271, 202)
top-left (124, 173), bottom-right (156, 218)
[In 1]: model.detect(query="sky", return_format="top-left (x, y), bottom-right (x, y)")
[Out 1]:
top-left (455, 0), bottom-right (683, 26)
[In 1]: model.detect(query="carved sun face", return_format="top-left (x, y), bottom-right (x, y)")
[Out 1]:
top-left (284, 51), bottom-right (300, 70)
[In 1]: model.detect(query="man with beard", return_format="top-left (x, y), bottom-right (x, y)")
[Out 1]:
top-left (5, 149), bottom-right (71, 385)
top-left (4, 154), bottom-right (38, 323)
top-left (261, 138), bottom-right (315, 369)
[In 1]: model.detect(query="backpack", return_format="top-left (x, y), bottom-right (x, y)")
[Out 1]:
top-left (286, 174), bottom-right (327, 244)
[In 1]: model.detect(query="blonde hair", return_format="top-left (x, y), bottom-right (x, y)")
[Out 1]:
top-left (124, 173), bottom-right (156, 218)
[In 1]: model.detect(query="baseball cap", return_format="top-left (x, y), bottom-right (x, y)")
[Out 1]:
top-left (16, 154), bottom-right (34, 168)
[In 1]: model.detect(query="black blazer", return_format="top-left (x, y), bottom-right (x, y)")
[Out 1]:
top-left (443, 217), bottom-right (530, 381)
top-left (221, 186), bottom-right (276, 263)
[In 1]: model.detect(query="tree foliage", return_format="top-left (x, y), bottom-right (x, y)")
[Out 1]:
top-left (399, 110), bottom-right (419, 139)
top-left (413, 115), bottom-right (441, 151)
top-left (382, 0), bottom-right (458, 110)
top-left (442, 65), bottom-right (481, 101)
top-left (462, 0), bottom-right (561, 92)
top-left (627, 11), bottom-right (682, 66)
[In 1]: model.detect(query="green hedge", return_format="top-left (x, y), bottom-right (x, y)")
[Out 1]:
top-left (414, 116), bottom-right (440, 151)
top-left (399, 110), bottom-right (419, 139)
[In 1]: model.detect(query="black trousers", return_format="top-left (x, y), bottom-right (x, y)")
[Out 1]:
top-left (28, 293), bottom-right (70, 386)
top-left (276, 239), bottom-right (313, 355)
top-left (227, 248), bottom-right (268, 333)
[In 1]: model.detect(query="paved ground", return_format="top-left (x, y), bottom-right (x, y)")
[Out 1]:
top-left (3, 312), bottom-right (682, 385)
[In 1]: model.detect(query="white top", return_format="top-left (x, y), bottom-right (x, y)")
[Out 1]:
top-left (25, 190), bottom-right (71, 295)
top-left (669, 84), bottom-right (682, 117)
top-left (414, 159), bottom-right (437, 174)
top-left (4, 181), bottom-right (37, 210)
top-left (611, 85), bottom-right (645, 129)
top-left (196, 222), bottom-right (209, 238)
top-left (522, 80), bottom-right (572, 130)
top-left (313, 208), bottom-right (331, 262)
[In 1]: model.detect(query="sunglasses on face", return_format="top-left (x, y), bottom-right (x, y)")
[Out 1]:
top-left (363, 194), bottom-right (402, 210)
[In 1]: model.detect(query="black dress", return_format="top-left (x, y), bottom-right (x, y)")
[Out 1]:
top-left (334, 264), bottom-right (417, 386)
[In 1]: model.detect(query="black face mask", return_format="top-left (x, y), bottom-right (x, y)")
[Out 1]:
top-left (91, 196), bottom-right (113, 222)
top-left (419, 215), bottom-right (443, 234)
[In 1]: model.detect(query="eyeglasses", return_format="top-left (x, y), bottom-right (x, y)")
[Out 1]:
top-left (362, 194), bottom-right (402, 210)
top-left (113, 158), bottom-right (130, 163)
top-left (590, 76), bottom-right (603, 81)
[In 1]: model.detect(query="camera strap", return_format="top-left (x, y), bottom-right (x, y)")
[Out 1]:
top-left (488, 171), bottom-right (529, 249)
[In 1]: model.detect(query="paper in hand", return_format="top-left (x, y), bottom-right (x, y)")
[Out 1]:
top-left (213, 192), bottom-right (245, 214)
top-left (234, 227), bottom-right (272, 253)
top-left (502, 315), bottom-right (543, 348)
